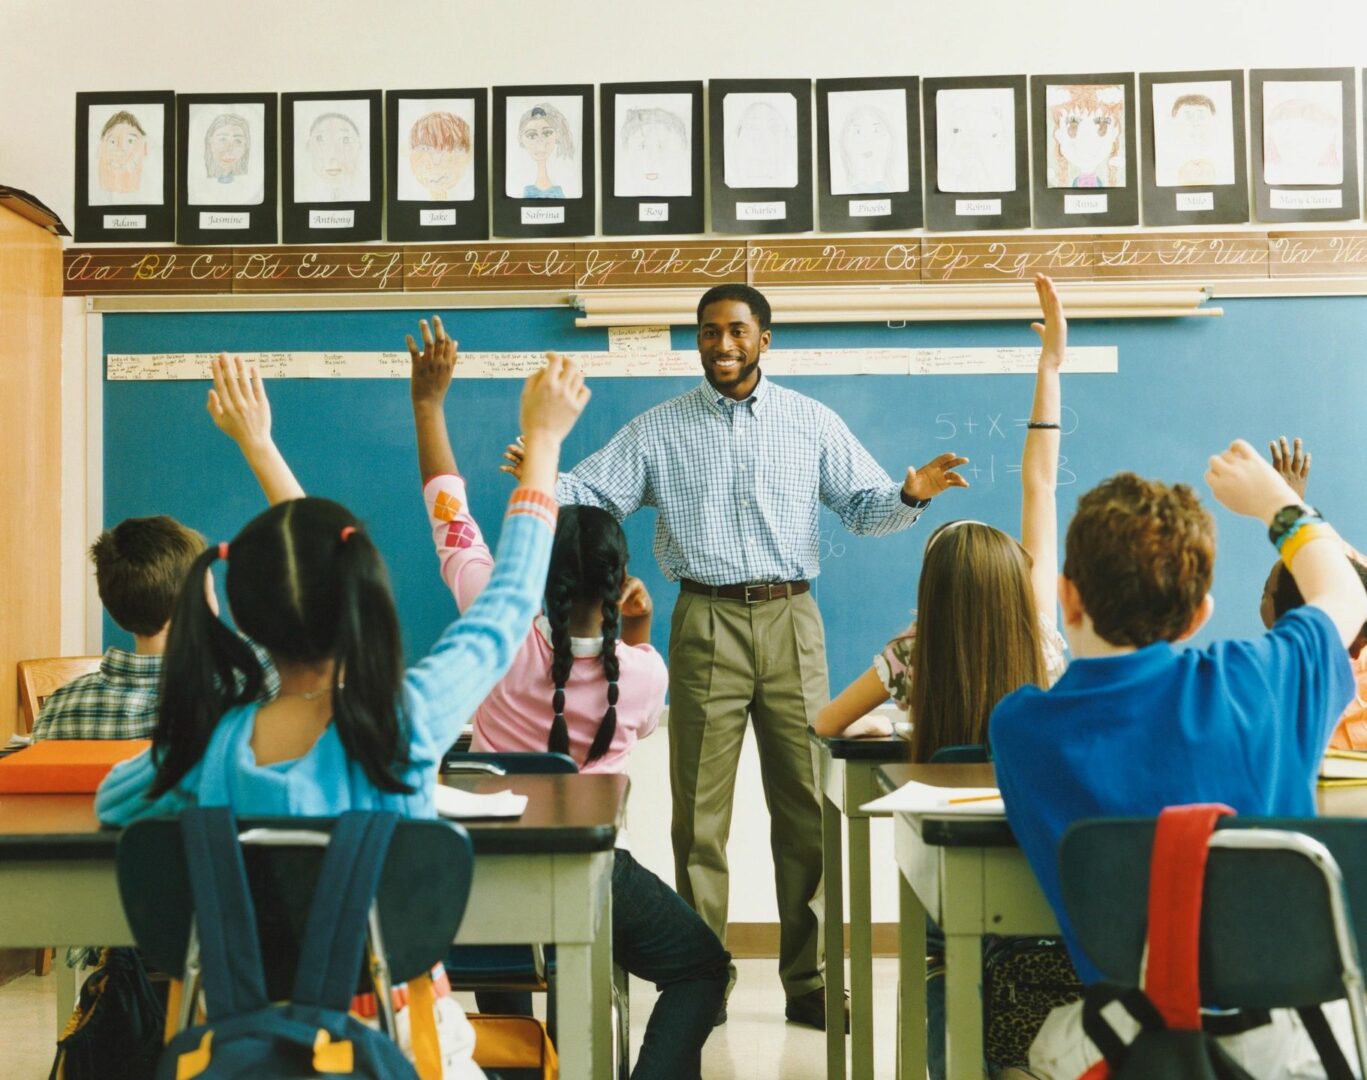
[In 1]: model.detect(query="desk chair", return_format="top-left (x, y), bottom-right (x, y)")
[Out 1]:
top-left (116, 813), bottom-right (474, 1038)
top-left (1061, 817), bottom-right (1367, 1074)
top-left (929, 743), bottom-right (989, 764)
top-left (16, 656), bottom-right (104, 735)
top-left (441, 749), bottom-right (630, 1079)
top-left (16, 655), bottom-right (104, 975)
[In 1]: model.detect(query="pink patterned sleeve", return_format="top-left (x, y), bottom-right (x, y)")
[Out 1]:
top-left (423, 473), bottom-right (495, 614)
top-left (873, 620), bottom-right (918, 711)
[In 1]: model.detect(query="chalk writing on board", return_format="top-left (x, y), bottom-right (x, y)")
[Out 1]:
top-left (818, 530), bottom-right (848, 562)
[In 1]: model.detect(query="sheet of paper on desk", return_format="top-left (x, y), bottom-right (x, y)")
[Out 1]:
top-left (861, 779), bottom-right (1004, 816)
top-left (435, 784), bottom-right (528, 820)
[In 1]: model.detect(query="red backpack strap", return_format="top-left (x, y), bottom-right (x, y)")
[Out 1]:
top-left (1143, 803), bottom-right (1236, 1031)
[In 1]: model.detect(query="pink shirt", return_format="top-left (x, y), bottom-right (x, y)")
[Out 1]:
top-left (425, 474), bottom-right (667, 775)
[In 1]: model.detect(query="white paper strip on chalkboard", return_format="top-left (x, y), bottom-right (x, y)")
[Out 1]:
top-left (106, 346), bottom-right (1117, 381)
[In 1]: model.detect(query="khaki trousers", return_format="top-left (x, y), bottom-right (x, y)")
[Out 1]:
top-left (667, 587), bottom-right (829, 999)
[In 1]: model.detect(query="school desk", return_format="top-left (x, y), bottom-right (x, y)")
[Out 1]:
top-left (809, 726), bottom-right (910, 1080)
top-left (877, 762), bottom-right (1367, 1079)
top-left (0, 772), bottom-right (626, 1080)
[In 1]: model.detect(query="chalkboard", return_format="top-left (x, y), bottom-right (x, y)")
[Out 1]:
top-left (104, 297), bottom-right (1367, 696)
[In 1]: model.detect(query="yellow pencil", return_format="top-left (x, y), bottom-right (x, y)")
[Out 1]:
top-left (947, 792), bottom-right (1002, 806)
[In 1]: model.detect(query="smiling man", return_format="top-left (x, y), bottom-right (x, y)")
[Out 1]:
top-left (506, 283), bottom-right (966, 1028)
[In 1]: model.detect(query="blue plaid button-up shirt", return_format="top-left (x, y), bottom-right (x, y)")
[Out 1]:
top-left (556, 377), bottom-right (924, 585)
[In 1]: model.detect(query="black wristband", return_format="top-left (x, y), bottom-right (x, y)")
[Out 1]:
top-left (1027, 421), bottom-right (1061, 430)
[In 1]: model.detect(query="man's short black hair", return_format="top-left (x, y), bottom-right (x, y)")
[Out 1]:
top-left (696, 284), bottom-right (772, 332)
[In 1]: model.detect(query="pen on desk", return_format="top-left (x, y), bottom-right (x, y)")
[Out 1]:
top-left (947, 793), bottom-right (1003, 806)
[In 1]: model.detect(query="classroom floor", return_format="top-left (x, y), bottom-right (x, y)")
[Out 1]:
top-left (0, 957), bottom-right (901, 1079)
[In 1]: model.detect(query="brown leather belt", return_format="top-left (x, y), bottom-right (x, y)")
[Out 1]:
top-left (679, 578), bottom-right (810, 604)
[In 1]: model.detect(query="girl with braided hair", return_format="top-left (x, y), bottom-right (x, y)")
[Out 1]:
top-left (411, 327), bottom-right (729, 1080)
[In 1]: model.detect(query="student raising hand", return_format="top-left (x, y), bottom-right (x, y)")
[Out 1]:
top-left (207, 353), bottom-right (304, 505)
top-left (1269, 435), bottom-right (1312, 499)
top-left (406, 315), bottom-right (457, 406)
top-left (517, 352), bottom-right (590, 496)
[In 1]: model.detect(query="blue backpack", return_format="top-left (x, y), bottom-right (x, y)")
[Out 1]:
top-left (155, 807), bottom-right (419, 1080)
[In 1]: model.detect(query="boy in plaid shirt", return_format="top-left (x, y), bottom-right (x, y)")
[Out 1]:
top-left (35, 516), bottom-right (205, 740)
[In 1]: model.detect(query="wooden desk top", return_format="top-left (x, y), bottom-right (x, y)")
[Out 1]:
top-left (808, 727), bottom-right (913, 763)
top-left (0, 773), bottom-right (627, 859)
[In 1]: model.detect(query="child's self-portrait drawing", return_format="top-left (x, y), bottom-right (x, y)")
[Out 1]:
top-left (828, 88), bottom-right (909, 195)
top-left (506, 96), bottom-right (583, 200)
top-left (1046, 83), bottom-right (1126, 188)
top-left (614, 93), bottom-right (691, 197)
top-left (1263, 81), bottom-right (1343, 186)
top-left (293, 99), bottom-right (370, 203)
top-left (723, 92), bottom-right (799, 189)
top-left (1152, 81), bottom-right (1236, 187)
top-left (87, 103), bottom-right (164, 205)
top-left (935, 87), bottom-right (1017, 193)
top-left (398, 99), bottom-right (476, 202)
top-left (186, 102), bottom-right (265, 206)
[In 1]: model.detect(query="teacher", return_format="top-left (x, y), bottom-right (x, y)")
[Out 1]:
top-left (506, 283), bottom-right (967, 1029)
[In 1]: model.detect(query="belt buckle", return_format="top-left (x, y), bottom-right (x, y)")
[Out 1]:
top-left (743, 583), bottom-right (771, 605)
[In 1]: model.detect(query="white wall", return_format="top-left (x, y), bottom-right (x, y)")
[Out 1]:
top-left (7, 0), bottom-right (1367, 924)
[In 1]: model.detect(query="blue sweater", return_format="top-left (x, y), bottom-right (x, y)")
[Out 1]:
top-left (96, 499), bottom-right (555, 825)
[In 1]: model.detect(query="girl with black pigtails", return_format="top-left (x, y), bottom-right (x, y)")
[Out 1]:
top-left (408, 327), bottom-right (729, 1080)
top-left (96, 338), bottom-right (588, 830)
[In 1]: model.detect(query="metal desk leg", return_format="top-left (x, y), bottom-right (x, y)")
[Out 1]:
top-left (897, 877), bottom-right (927, 1080)
top-left (944, 933), bottom-right (984, 1079)
top-left (822, 789), bottom-right (847, 1080)
top-left (557, 939), bottom-right (613, 1079)
top-left (848, 814), bottom-right (874, 1079)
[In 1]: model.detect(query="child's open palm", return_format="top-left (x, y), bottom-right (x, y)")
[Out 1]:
top-left (207, 353), bottom-right (272, 450)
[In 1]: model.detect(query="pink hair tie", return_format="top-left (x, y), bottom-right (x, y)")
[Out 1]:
top-left (217, 542), bottom-right (229, 560)
top-left (340, 525), bottom-right (357, 542)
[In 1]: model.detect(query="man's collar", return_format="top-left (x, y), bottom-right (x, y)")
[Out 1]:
top-left (701, 371), bottom-right (768, 411)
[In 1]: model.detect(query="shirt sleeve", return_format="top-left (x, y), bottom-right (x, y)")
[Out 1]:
top-left (95, 748), bottom-right (193, 826)
top-left (554, 420), bottom-right (652, 520)
top-left (402, 487), bottom-right (557, 764)
top-left (1232, 606), bottom-right (1357, 776)
top-left (423, 473), bottom-right (495, 614)
top-left (817, 408), bottom-right (924, 537)
top-left (875, 621), bottom-right (918, 709)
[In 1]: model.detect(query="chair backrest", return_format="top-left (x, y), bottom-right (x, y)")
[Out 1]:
top-left (1061, 817), bottom-right (1367, 1009)
top-left (16, 656), bottom-right (104, 733)
top-left (442, 750), bottom-right (579, 775)
top-left (929, 743), bottom-right (989, 765)
top-left (116, 815), bottom-right (473, 999)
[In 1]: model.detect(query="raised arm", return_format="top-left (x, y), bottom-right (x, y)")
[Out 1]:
top-left (1207, 440), bottom-right (1367, 646)
top-left (207, 354), bottom-right (305, 504)
top-left (1020, 274), bottom-right (1065, 625)
top-left (818, 409), bottom-right (969, 537)
top-left (405, 354), bottom-right (591, 752)
top-left (407, 316), bottom-right (497, 612)
top-left (1269, 435), bottom-right (1312, 500)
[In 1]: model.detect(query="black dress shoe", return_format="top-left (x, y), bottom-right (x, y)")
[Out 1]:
top-left (784, 987), bottom-right (850, 1032)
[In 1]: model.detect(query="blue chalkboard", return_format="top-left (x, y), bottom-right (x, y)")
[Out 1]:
top-left (104, 297), bottom-right (1367, 695)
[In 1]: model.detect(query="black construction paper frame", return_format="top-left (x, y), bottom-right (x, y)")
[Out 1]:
top-left (816, 76), bottom-right (923, 233)
top-left (492, 84), bottom-right (595, 239)
top-left (1030, 73), bottom-right (1138, 229)
top-left (708, 78), bottom-right (814, 235)
top-left (282, 90), bottom-right (383, 244)
top-left (385, 88), bottom-right (488, 242)
top-left (601, 81), bottom-right (704, 236)
top-left (1139, 70), bottom-right (1249, 226)
top-left (1250, 67), bottom-right (1359, 224)
top-left (75, 90), bottom-right (176, 243)
top-left (923, 75), bottom-right (1030, 232)
top-left (176, 92), bottom-right (277, 245)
